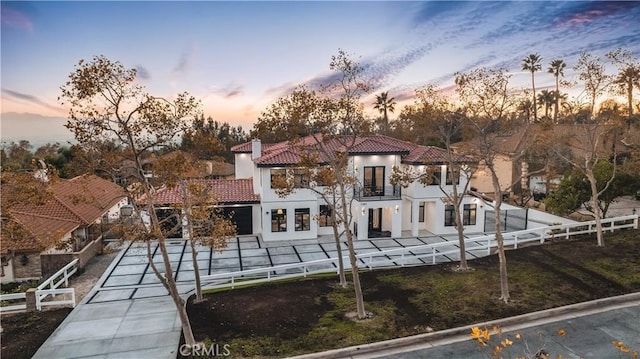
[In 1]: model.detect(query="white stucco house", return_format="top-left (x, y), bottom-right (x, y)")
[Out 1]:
top-left (225, 134), bottom-right (485, 241)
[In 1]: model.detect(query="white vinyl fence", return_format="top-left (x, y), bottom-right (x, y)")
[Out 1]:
top-left (199, 214), bottom-right (638, 291)
top-left (0, 259), bottom-right (78, 313)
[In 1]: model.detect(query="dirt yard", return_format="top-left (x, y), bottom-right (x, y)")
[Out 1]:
top-left (183, 230), bottom-right (639, 358)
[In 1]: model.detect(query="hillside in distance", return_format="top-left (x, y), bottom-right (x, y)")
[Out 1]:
top-left (1, 112), bottom-right (75, 148)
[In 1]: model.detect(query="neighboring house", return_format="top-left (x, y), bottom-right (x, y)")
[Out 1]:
top-left (1, 174), bottom-right (128, 283)
top-left (463, 123), bottom-right (636, 198)
top-left (230, 134), bottom-right (485, 241)
top-left (117, 151), bottom-right (235, 186)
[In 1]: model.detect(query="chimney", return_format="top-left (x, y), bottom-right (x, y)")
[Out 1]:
top-left (251, 139), bottom-right (262, 160)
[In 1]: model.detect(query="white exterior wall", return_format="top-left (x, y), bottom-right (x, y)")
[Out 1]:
top-left (421, 197), bottom-right (485, 235)
top-left (234, 153), bottom-right (254, 179)
top-left (354, 200), bottom-right (402, 240)
top-left (260, 167), bottom-right (319, 202)
top-left (104, 198), bottom-right (129, 222)
top-left (260, 200), bottom-right (319, 241)
top-left (1, 258), bottom-right (15, 283)
top-left (351, 154), bottom-right (400, 187)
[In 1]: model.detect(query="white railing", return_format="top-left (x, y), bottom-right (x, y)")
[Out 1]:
top-left (36, 288), bottom-right (76, 311)
top-left (0, 258), bottom-right (79, 312)
top-left (38, 258), bottom-right (79, 292)
top-left (0, 292), bottom-right (27, 312)
top-left (198, 214), bottom-right (638, 291)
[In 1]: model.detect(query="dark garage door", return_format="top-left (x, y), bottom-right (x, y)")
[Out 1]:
top-left (222, 206), bottom-right (253, 235)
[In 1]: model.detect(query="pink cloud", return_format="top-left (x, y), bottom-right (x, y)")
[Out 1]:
top-left (1, 6), bottom-right (34, 33)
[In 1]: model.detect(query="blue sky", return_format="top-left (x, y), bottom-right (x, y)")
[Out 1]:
top-left (1, 1), bottom-right (639, 142)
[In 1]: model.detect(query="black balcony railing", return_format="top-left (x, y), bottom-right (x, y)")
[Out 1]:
top-left (354, 185), bottom-right (401, 201)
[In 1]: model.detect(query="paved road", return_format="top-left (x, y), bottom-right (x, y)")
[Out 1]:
top-left (358, 301), bottom-right (640, 359)
top-left (288, 295), bottom-right (640, 359)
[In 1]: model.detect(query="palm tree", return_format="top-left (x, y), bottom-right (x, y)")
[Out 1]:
top-left (548, 59), bottom-right (567, 124)
top-left (522, 54), bottom-right (543, 123)
top-left (606, 49), bottom-right (640, 128)
top-left (373, 91), bottom-right (396, 135)
top-left (537, 90), bottom-right (555, 120)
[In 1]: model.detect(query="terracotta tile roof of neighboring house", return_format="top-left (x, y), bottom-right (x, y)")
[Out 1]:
top-left (233, 134), bottom-right (468, 167)
top-left (404, 146), bottom-right (473, 165)
top-left (151, 179), bottom-right (260, 205)
top-left (3, 174), bottom-right (127, 254)
top-left (231, 142), bottom-right (278, 153)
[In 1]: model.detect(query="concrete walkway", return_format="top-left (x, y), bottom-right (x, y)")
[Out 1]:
top-left (33, 243), bottom-right (182, 359)
top-left (34, 233), bottom-right (491, 358)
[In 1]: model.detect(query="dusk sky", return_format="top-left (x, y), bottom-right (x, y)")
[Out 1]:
top-left (1, 1), bottom-right (639, 145)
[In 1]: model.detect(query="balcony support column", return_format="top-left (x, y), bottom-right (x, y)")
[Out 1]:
top-left (411, 201), bottom-right (419, 236)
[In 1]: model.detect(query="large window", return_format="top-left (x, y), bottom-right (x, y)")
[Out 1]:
top-left (270, 169), bottom-right (287, 189)
top-left (295, 208), bottom-right (310, 231)
top-left (271, 209), bottom-right (287, 232)
top-left (363, 166), bottom-right (385, 196)
top-left (463, 204), bottom-right (477, 225)
top-left (428, 166), bottom-right (442, 185)
top-left (444, 205), bottom-right (455, 227)
top-left (444, 204), bottom-right (477, 227)
top-left (446, 167), bottom-right (460, 185)
top-left (319, 205), bottom-right (333, 227)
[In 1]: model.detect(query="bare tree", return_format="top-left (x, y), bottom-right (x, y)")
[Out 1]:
top-left (455, 67), bottom-right (514, 302)
top-left (256, 50), bottom-right (372, 319)
top-left (181, 179), bottom-right (236, 302)
top-left (574, 52), bottom-right (611, 117)
top-left (606, 48), bottom-right (640, 128)
top-left (391, 85), bottom-right (475, 270)
top-left (60, 56), bottom-right (201, 346)
top-left (551, 123), bottom-right (618, 247)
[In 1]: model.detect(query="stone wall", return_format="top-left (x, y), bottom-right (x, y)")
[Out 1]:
top-left (75, 237), bottom-right (103, 268)
top-left (40, 237), bottom-right (103, 279)
top-left (40, 252), bottom-right (74, 279)
top-left (12, 253), bottom-right (42, 281)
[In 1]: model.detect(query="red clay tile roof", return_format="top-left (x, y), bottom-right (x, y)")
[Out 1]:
top-left (231, 142), bottom-right (278, 153)
top-left (233, 134), bottom-right (471, 167)
top-left (152, 179), bottom-right (260, 205)
top-left (3, 174), bottom-right (127, 254)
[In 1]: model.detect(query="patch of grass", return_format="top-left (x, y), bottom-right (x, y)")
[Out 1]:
top-left (186, 229), bottom-right (640, 358)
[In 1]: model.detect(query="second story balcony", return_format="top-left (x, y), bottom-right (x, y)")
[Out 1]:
top-left (354, 185), bottom-right (401, 201)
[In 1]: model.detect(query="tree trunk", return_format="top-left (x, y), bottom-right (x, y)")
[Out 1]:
top-left (491, 171), bottom-right (510, 303)
top-left (554, 77), bottom-right (560, 124)
top-left (190, 240), bottom-right (203, 302)
top-left (455, 208), bottom-right (468, 270)
top-left (345, 228), bottom-right (366, 318)
top-left (586, 169), bottom-right (605, 247)
top-left (181, 182), bottom-right (204, 301)
top-left (531, 72), bottom-right (537, 123)
top-left (331, 218), bottom-right (348, 288)
top-left (451, 181), bottom-right (468, 270)
top-left (142, 181), bottom-right (196, 346)
top-left (338, 181), bottom-right (366, 319)
top-left (157, 237), bottom-right (197, 345)
top-left (627, 79), bottom-right (633, 129)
